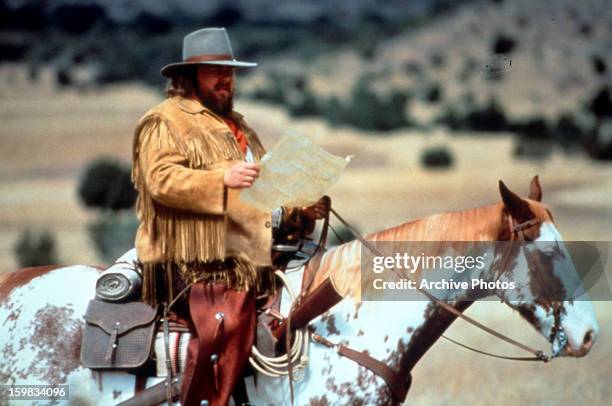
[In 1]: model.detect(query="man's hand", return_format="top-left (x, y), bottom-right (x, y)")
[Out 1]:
top-left (301, 197), bottom-right (328, 220)
top-left (224, 162), bottom-right (260, 189)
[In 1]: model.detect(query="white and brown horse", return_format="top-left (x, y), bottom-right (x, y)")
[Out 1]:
top-left (0, 178), bottom-right (599, 405)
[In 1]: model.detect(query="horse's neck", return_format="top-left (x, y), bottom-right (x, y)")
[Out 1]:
top-left (305, 204), bottom-right (506, 377)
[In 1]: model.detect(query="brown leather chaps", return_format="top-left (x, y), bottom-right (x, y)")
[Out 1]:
top-left (180, 282), bottom-right (256, 406)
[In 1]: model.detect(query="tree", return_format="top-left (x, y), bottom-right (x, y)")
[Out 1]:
top-left (14, 229), bottom-right (59, 267)
top-left (78, 157), bottom-right (139, 263)
top-left (78, 158), bottom-right (136, 211)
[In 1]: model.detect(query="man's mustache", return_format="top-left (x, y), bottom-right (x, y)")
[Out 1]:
top-left (215, 82), bottom-right (231, 91)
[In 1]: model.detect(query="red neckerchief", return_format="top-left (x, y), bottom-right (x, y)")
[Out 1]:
top-left (221, 116), bottom-right (248, 156)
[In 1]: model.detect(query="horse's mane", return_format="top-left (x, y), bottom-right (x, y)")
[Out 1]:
top-left (310, 202), bottom-right (508, 300)
top-left (369, 203), bottom-right (506, 242)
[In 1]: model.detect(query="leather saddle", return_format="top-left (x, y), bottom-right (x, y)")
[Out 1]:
top-left (88, 242), bottom-right (344, 405)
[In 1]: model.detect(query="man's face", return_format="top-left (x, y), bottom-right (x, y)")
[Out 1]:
top-left (196, 65), bottom-right (235, 116)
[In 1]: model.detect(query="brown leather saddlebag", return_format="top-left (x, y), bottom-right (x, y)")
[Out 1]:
top-left (80, 300), bottom-right (157, 370)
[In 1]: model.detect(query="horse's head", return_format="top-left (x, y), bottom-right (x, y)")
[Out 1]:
top-left (496, 176), bottom-right (599, 358)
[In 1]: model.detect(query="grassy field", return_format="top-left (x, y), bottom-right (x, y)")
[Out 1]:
top-left (0, 65), bottom-right (611, 405)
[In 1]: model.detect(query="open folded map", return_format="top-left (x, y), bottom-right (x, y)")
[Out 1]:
top-left (241, 131), bottom-right (351, 211)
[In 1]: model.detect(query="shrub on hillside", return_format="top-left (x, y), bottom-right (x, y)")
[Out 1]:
top-left (509, 116), bottom-right (555, 160)
top-left (403, 61), bottom-right (424, 77)
top-left (583, 119), bottom-right (612, 160)
top-left (133, 12), bottom-right (174, 35)
top-left (430, 0), bottom-right (456, 16)
top-left (251, 72), bottom-right (326, 118)
top-left (579, 23), bottom-right (592, 37)
top-left (78, 158), bottom-right (136, 211)
top-left (251, 78), bottom-right (287, 105)
top-left (436, 105), bottom-right (463, 130)
top-left (287, 89), bottom-right (321, 117)
top-left (251, 71), bottom-right (415, 131)
top-left (438, 99), bottom-right (505, 131)
top-left (420, 146), bottom-right (454, 169)
top-left (591, 55), bottom-right (607, 76)
top-left (513, 138), bottom-right (554, 160)
top-left (588, 87), bottom-right (612, 119)
top-left (88, 211), bottom-right (138, 263)
top-left (458, 57), bottom-right (478, 82)
top-left (511, 117), bottom-right (552, 140)
top-left (579, 87), bottom-right (612, 160)
top-left (79, 158), bottom-right (139, 263)
top-left (437, 98), bottom-right (512, 133)
top-left (464, 99), bottom-right (508, 132)
top-left (203, 5), bottom-right (243, 27)
top-left (429, 51), bottom-right (446, 69)
top-left (2, 3), bottom-right (46, 31)
top-left (555, 113), bottom-right (585, 152)
top-left (14, 229), bottom-right (59, 267)
top-left (492, 33), bottom-right (517, 54)
top-left (0, 37), bottom-right (30, 62)
top-left (330, 77), bottom-right (411, 131)
top-left (424, 82), bottom-right (443, 103)
top-left (285, 75), bottom-right (323, 117)
top-left (49, 4), bottom-right (108, 34)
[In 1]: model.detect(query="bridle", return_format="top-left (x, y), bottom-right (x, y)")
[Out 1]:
top-left (505, 213), bottom-right (568, 360)
top-left (329, 206), bottom-right (568, 363)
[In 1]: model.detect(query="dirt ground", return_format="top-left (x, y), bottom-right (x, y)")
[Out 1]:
top-left (1, 66), bottom-right (611, 405)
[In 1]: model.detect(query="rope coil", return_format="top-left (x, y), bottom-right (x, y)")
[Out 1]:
top-left (248, 270), bottom-right (310, 379)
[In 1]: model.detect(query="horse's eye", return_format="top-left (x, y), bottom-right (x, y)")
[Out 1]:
top-left (539, 251), bottom-right (555, 260)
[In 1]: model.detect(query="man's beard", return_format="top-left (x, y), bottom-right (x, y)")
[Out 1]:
top-left (199, 87), bottom-right (234, 116)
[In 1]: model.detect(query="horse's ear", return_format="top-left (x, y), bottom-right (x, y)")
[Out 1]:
top-left (528, 175), bottom-right (542, 202)
top-left (499, 180), bottom-right (530, 215)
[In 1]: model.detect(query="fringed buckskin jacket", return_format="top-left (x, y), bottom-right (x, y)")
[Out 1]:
top-left (132, 95), bottom-right (272, 304)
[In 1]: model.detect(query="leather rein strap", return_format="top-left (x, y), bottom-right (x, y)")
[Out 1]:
top-left (311, 332), bottom-right (410, 403)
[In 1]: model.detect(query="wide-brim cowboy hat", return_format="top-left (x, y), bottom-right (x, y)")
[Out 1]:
top-left (160, 27), bottom-right (257, 77)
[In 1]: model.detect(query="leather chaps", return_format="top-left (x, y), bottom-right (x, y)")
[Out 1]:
top-left (180, 282), bottom-right (256, 406)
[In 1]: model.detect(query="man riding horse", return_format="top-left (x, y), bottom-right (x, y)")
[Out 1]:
top-left (132, 27), bottom-right (326, 405)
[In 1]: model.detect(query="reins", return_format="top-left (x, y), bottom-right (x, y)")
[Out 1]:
top-left (328, 206), bottom-right (564, 363)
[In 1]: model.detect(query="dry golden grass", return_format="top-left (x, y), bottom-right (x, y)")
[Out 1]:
top-left (406, 301), bottom-right (612, 405)
top-left (0, 66), bottom-right (610, 405)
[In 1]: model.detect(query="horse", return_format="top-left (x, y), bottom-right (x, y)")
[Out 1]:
top-left (0, 177), bottom-right (599, 405)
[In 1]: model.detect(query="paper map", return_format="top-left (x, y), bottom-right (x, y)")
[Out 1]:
top-left (241, 131), bottom-right (351, 211)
